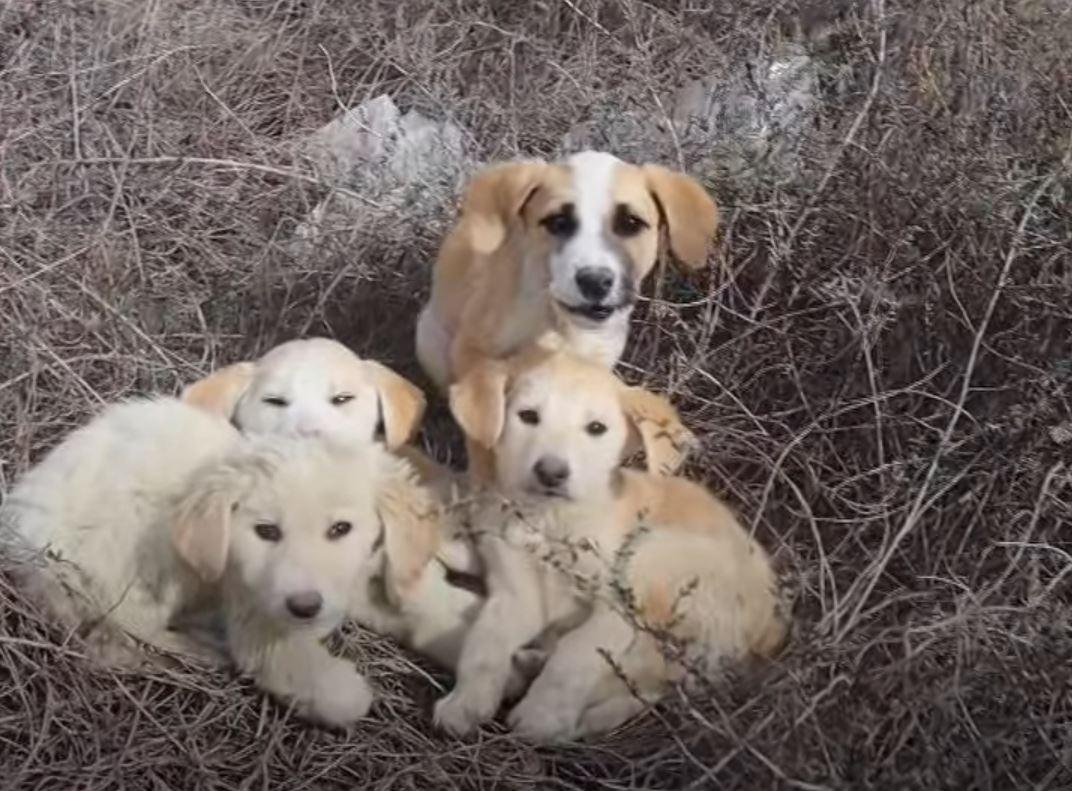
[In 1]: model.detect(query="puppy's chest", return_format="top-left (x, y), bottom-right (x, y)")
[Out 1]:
top-left (481, 503), bottom-right (617, 598)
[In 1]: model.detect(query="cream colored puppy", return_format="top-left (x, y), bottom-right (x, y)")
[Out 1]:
top-left (181, 336), bottom-right (425, 449)
top-left (432, 347), bottom-right (786, 741)
top-left (415, 151), bottom-right (719, 391)
top-left (180, 336), bottom-right (482, 670)
top-left (0, 398), bottom-right (443, 727)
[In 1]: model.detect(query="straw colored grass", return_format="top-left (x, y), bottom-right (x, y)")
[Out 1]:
top-left (2, 0), bottom-right (1070, 788)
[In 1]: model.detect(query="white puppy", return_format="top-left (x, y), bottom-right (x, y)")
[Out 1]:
top-left (181, 336), bottom-right (425, 448)
top-left (0, 397), bottom-right (446, 726)
top-left (433, 346), bottom-right (786, 741)
top-left (179, 337), bottom-right (483, 671)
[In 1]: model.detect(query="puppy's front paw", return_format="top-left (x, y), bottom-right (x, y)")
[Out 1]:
top-left (506, 694), bottom-right (578, 743)
top-left (305, 659), bottom-right (374, 727)
top-left (433, 686), bottom-right (498, 737)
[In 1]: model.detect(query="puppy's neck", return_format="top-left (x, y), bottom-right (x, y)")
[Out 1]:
top-left (555, 307), bottom-right (632, 370)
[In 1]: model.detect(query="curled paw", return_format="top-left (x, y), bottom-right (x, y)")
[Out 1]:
top-left (433, 686), bottom-right (498, 737)
top-left (506, 694), bottom-right (578, 743)
top-left (305, 659), bottom-right (375, 727)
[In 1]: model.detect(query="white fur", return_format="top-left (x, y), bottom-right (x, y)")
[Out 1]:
top-left (187, 338), bottom-right (486, 673)
top-left (233, 338), bottom-right (384, 442)
top-left (557, 309), bottom-right (632, 370)
top-left (0, 399), bottom-right (239, 661)
top-left (546, 152), bottom-right (627, 310)
top-left (0, 398), bottom-right (436, 727)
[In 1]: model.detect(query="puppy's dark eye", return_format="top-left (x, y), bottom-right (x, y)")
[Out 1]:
top-left (518, 409), bottom-right (540, 426)
top-left (540, 206), bottom-right (577, 238)
top-left (254, 523), bottom-right (282, 542)
top-left (262, 396), bottom-right (288, 407)
top-left (326, 521), bottom-right (352, 540)
top-left (586, 421), bottom-right (608, 437)
top-left (612, 205), bottom-right (648, 237)
top-left (330, 393), bottom-right (354, 406)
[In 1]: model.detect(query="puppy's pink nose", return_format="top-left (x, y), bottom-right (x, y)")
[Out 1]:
top-left (295, 422), bottom-right (322, 438)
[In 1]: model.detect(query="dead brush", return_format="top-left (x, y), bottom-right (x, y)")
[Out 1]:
top-left (2, 0), bottom-right (1071, 788)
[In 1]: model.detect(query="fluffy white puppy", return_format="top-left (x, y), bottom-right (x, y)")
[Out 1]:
top-left (0, 397), bottom-right (446, 727)
top-left (181, 336), bottom-right (425, 448)
top-left (179, 337), bottom-right (483, 670)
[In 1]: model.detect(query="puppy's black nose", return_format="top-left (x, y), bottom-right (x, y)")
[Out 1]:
top-left (534, 456), bottom-right (570, 489)
top-left (285, 591), bottom-right (323, 619)
top-left (575, 267), bottom-right (615, 301)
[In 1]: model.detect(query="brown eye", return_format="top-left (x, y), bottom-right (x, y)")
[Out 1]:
top-left (330, 393), bottom-right (354, 406)
top-left (518, 409), bottom-right (540, 426)
top-left (254, 523), bottom-right (282, 542)
top-left (612, 204), bottom-right (648, 237)
top-left (326, 521), bottom-right (352, 540)
top-left (540, 206), bottom-right (577, 238)
top-left (262, 396), bottom-right (288, 407)
top-left (586, 421), bottom-right (607, 437)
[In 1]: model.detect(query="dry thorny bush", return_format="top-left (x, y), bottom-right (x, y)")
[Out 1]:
top-left (1, 0), bottom-right (1070, 788)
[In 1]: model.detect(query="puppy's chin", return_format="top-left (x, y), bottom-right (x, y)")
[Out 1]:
top-left (553, 299), bottom-right (620, 326)
top-left (522, 483), bottom-right (573, 503)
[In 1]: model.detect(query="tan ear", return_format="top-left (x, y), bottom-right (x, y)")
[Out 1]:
top-left (458, 160), bottom-right (547, 255)
top-left (619, 385), bottom-right (697, 476)
top-left (365, 361), bottom-right (426, 449)
top-left (642, 164), bottom-right (719, 269)
top-left (376, 462), bottom-right (440, 598)
top-left (181, 362), bottom-right (256, 419)
top-left (169, 465), bottom-right (236, 582)
top-left (448, 359), bottom-right (508, 449)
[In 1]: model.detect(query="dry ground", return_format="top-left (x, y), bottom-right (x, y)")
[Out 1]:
top-left (2, 1), bottom-right (1071, 789)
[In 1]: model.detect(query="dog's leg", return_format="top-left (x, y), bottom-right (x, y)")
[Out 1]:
top-left (230, 627), bottom-right (373, 728)
top-left (574, 694), bottom-right (653, 737)
top-left (432, 555), bottom-right (544, 736)
top-left (432, 591), bottom-right (543, 735)
top-left (506, 607), bottom-right (641, 742)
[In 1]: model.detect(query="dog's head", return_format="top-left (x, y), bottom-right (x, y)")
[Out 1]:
top-left (449, 345), bottom-right (696, 502)
top-left (180, 337), bottom-right (426, 449)
top-left (455, 150), bottom-right (718, 326)
top-left (169, 437), bottom-right (440, 635)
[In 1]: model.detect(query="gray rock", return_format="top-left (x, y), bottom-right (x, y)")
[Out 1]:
top-left (293, 47), bottom-right (817, 251)
top-left (294, 95), bottom-right (472, 250)
top-left (563, 44), bottom-right (818, 189)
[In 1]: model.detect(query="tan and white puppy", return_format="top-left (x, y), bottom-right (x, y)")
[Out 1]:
top-left (0, 398), bottom-right (444, 727)
top-left (415, 150), bottom-right (719, 391)
top-left (180, 337), bottom-right (482, 670)
top-left (432, 348), bottom-right (786, 741)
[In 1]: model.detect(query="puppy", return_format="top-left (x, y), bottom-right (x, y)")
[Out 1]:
top-left (181, 336), bottom-right (463, 511)
top-left (181, 336), bottom-right (425, 449)
top-left (180, 337), bottom-right (482, 670)
top-left (432, 347), bottom-right (786, 741)
top-left (415, 150), bottom-right (719, 391)
top-left (0, 398), bottom-right (443, 727)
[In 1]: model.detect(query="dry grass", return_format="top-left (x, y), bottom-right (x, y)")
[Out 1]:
top-left (2, 0), bottom-right (1071, 788)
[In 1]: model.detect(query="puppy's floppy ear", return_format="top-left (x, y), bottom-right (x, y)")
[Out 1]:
top-left (619, 385), bottom-right (697, 476)
top-left (375, 460), bottom-right (440, 598)
top-left (365, 361), bottom-right (426, 449)
top-left (169, 462), bottom-right (242, 582)
top-left (642, 164), bottom-right (719, 269)
top-left (459, 160), bottom-right (547, 255)
top-left (449, 359), bottom-right (509, 449)
top-left (181, 362), bottom-right (256, 419)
